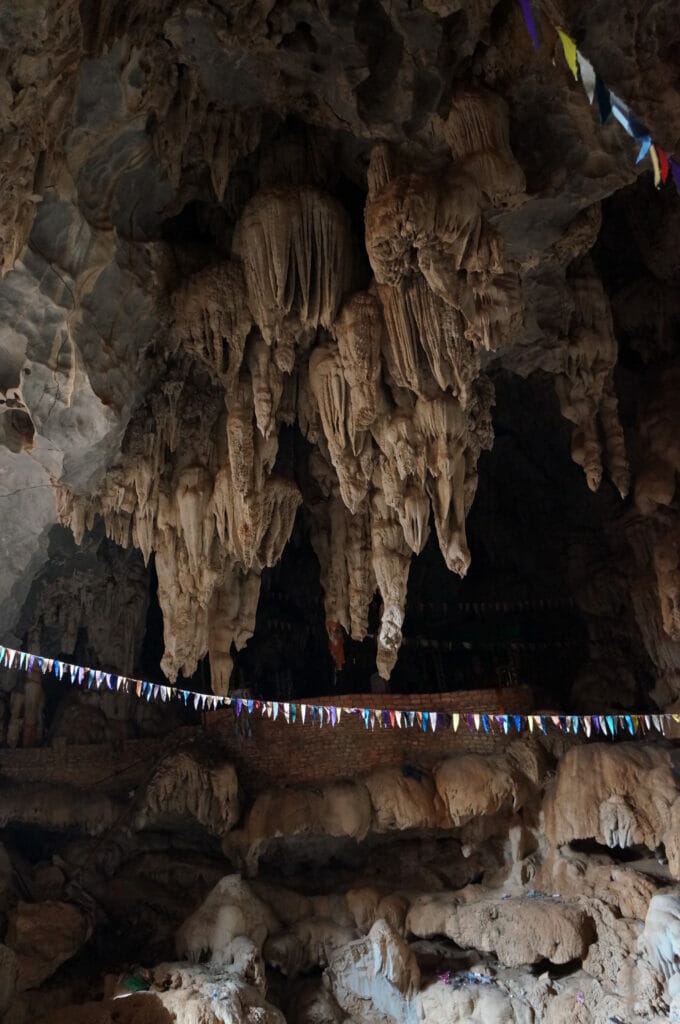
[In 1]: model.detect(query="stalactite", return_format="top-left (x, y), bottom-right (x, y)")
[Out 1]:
top-left (365, 100), bottom-right (524, 355)
top-left (554, 266), bottom-right (630, 498)
top-left (370, 470), bottom-right (412, 680)
top-left (171, 261), bottom-right (252, 391)
top-left (333, 290), bottom-right (383, 431)
top-left (234, 186), bottom-right (353, 369)
top-left (56, 361), bottom-right (300, 692)
top-left (443, 87), bottom-right (526, 205)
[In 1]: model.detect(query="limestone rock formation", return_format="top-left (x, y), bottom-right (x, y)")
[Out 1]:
top-left (2, 2), bottom-right (680, 1021)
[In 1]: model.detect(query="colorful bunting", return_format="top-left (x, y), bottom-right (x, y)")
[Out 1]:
top-left (518, 4), bottom-right (678, 191)
top-left (0, 641), bottom-right (675, 741)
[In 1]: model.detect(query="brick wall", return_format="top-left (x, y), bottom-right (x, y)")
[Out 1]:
top-left (205, 686), bottom-right (535, 794)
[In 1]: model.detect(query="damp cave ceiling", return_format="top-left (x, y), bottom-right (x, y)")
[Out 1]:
top-left (1, 0), bottom-right (680, 697)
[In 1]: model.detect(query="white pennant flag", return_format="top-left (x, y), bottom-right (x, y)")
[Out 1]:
top-left (576, 50), bottom-right (596, 103)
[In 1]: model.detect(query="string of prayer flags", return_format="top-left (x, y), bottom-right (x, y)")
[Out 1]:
top-left (0, 641), bottom-right (675, 739)
top-left (518, 2), bottom-right (678, 192)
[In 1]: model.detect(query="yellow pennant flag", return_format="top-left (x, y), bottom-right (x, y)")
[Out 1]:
top-left (557, 28), bottom-right (579, 81)
top-left (650, 144), bottom-right (661, 188)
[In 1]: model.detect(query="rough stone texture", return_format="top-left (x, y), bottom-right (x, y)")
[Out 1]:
top-left (0, 734), bottom-right (675, 1022)
top-left (543, 742), bottom-right (680, 873)
top-left (6, 900), bottom-right (90, 991)
top-left (0, 0), bottom-right (677, 706)
top-left (2, 2), bottom-right (680, 1022)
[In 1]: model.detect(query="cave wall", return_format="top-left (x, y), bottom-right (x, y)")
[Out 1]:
top-left (1, 0), bottom-right (680, 711)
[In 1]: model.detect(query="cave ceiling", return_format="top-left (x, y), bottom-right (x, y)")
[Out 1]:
top-left (1, 0), bottom-right (680, 708)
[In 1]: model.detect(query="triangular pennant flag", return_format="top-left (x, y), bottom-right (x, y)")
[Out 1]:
top-left (291, 703), bottom-right (297, 723)
top-left (236, 698), bottom-right (243, 717)
top-left (557, 28), bottom-right (578, 81)
top-left (670, 157), bottom-right (680, 193)
top-left (636, 136), bottom-right (652, 163)
top-left (594, 75), bottom-right (611, 123)
top-left (273, 701), bottom-right (279, 721)
top-left (473, 713), bottom-right (481, 732)
top-left (584, 716), bottom-right (592, 737)
top-left (482, 714), bottom-right (490, 734)
top-left (606, 714), bottom-right (616, 736)
top-left (611, 92), bottom-right (634, 135)
top-left (518, 0), bottom-right (540, 50)
top-left (650, 144), bottom-right (661, 187)
top-left (389, 710), bottom-right (395, 728)
top-left (336, 706), bottom-right (342, 724)
top-left (301, 703), bottom-right (307, 724)
top-left (363, 708), bottom-right (370, 729)
top-left (136, 680), bottom-right (142, 698)
top-left (528, 716), bottom-right (534, 733)
top-left (430, 711), bottom-right (437, 732)
top-left (572, 716), bottom-right (580, 734)
top-left (396, 710), bottom-right (402, 728)
top-left (283, 702), bottom-right (290, 723)
top-left (513, 715), bottom-right (522, 733)
top-left (577, 51), bottom-right (596, 103)
top-left (625, 714), bottom-right (634, 736)
top-left (539, 716), bottom-right (547, 734)
top-left (422, 711), bottom-right (429, 732)
top-left (452, 713), bottom-right (460, 732)
top-left (330, 706), bottom-right (337, 727)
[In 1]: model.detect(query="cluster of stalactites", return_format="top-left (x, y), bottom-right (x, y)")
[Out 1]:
top-left (233, 186), bottom-right (353, 373)
top-left (56, 364), bottom-right (301, 694)
top-left (553, 264), bottom-right (630, 499)
top-left (364, 90), bottom-right (525, 356)
top-left (303, 279), bottom-right (494, 677)
top-left (56, 89), bottom-right (528, 687)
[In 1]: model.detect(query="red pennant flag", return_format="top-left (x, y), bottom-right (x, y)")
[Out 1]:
top-left (658, 146), bottom-right (670, 184)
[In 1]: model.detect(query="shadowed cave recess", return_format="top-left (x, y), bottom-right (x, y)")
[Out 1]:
top-left (2, 1), bottom-right (680, 1022)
